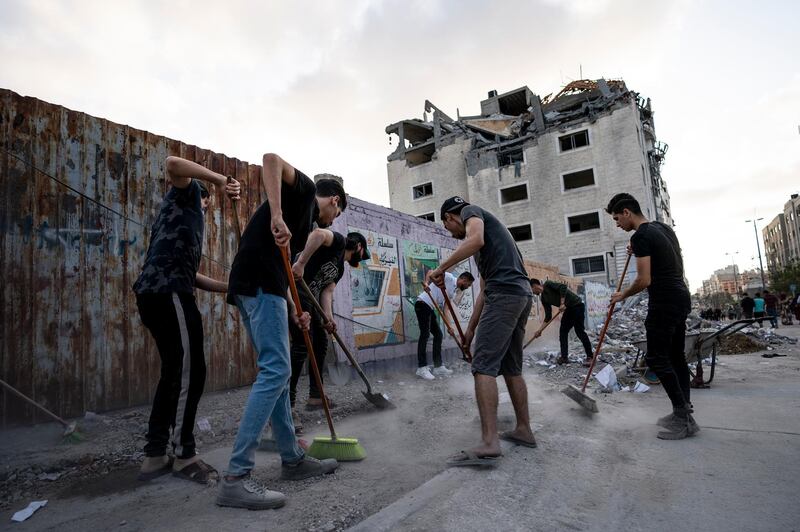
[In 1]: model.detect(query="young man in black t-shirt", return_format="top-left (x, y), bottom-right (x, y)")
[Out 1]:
top-left (133, 156), bottom-right (240, 484)
top-left (606, 193), bottom-right (698, 440)
top-left (216, 154), bottom-right (347, 511)
top-left (289, 229), bottom-right (369, 418)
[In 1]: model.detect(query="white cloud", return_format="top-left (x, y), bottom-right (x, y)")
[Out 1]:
top-left (1, 0), bottom-right (797, 292)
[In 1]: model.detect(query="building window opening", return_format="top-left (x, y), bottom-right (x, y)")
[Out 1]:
top-left (572, 255), bottom-right (605, 275)
top-left (507, 224), bottom-right (533, 242)
top-left (500, 183), bottom-right (529, 204)
top-left (568, 212), bottom-right (600, 233)
top-left (417, 212), bottom-right (435, 222)
top-left (497, 145), bottom-right (524, 167)
top-left (412, 182), bottom-right (433, 200)
top-left (562, 168), bottom-right (595, 190)
top-left (559, 130), bottom-right (589, 152)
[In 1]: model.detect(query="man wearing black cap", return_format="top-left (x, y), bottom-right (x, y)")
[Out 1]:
top-left (428, 196), bottom-right (536, 467)
top-left (289, 230), bottom-right (369, 420)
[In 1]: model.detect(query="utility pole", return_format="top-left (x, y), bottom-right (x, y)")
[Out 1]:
top-left (745, 218), bottom-right (767, 289)
top-left (725, 251), bottom-right (740, 294)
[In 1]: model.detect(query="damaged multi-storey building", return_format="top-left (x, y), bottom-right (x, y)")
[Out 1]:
top-left (385, 79), bottom-right (672, 286)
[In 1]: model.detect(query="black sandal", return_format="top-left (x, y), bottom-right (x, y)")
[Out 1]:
top-left (172, 459), bottom-right (218, 484)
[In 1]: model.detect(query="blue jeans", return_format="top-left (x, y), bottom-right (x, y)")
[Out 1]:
top-left (227, 291), bottom-right (303, 476)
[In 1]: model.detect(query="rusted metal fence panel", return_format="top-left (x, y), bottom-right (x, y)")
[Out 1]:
top-left (0, 89), bottom-right (258, 426)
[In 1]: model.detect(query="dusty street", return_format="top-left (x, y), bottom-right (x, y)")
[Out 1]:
top-left (2, 326), bottom-right (800, 532)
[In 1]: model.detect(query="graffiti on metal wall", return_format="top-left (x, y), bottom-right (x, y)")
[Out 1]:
top-left (400, 240), bottom-right (440, 341)
top-left (349, 227), bottom-right (404, 348)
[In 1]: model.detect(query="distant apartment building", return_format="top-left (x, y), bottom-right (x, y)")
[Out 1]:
top-left (385, 79), bottom-right (673, 286)
top-left (763, 193), bottom-right (800, 272)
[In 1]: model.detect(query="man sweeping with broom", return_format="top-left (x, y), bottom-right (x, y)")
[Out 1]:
top-left (216, 153), bottom-right (346, 510)
top-left (428, 196), bottom-right (536, 467)
top-left (134, 156), bottom-right (240, 484)
top-left (288, 229), bottom-right (370, 423)
top-left (606, 193), bottom-right (699, 440)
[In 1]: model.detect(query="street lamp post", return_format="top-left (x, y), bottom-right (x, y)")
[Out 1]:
top-left (745, 218), bottom-right (767, 289)
top-left (725, 251), bottom-right (740, 294)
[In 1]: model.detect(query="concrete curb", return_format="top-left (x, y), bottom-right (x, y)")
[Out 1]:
top-left (346, 441), bottom-right (513, 532)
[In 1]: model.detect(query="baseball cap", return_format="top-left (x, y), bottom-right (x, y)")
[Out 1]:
top-left (440, 196), bottom-right (469, 220)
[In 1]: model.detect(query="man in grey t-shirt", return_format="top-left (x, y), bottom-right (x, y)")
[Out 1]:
top-left (427, 196), bottom-right (536, 467)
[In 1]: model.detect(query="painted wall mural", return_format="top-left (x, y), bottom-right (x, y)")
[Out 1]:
top-left (400, 240), bottom-right (440, 341)
top-left (349, 227), bottom-right (404, 348)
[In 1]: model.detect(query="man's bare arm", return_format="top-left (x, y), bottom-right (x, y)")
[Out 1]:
top-left (292, 228), bottom-right (334, 279)
top-left (195, 272), bottom-right (227, 293)
top-left (262, 153), bottom-right (298, 247)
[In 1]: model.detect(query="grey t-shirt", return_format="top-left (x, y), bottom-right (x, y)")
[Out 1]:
top-left (460, 205), bottom-right (531, 296)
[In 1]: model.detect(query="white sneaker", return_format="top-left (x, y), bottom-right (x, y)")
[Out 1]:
top-left (432, 365), bottom-right (453, 376)
top-left (416, 366), bottom-right (435, 380)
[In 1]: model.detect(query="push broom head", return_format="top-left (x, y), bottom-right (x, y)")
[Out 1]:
top-left (307, 436), bottom-right (366, 462)
top-left (561, 385), bottom-right (599, 413)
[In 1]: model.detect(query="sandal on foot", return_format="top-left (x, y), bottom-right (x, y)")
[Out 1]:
top-left (172, 459), bottom-right (219, 484)
top-left (499, 431), bottom-right (537, 448)
top-left (446, 450), bottom-right (500, 468)
top-left (138, 456), bottom-right (174, 481)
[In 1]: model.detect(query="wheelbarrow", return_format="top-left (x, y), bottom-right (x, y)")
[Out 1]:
top-left (629, 318), bottom-right (760, 388)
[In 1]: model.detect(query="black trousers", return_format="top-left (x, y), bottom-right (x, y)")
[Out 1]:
top-left (136, 292), bottom-right (206, 459)
top-left (559, 304), bottom-right (593, 359)
top-left (415, 301), bottom-right (443, 367)
top-left (645, 307), bottom-right (691, 410)
top-left (289, 292), bottom-right (328, 405)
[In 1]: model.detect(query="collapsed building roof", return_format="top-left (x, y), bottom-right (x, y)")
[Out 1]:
top-left (386, 79), bottom-right (655, 171)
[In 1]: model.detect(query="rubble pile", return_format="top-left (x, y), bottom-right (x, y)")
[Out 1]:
top-left (718, 333), bottom-right (766, 355)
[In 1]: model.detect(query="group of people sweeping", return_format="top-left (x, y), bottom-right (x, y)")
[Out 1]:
top-left (133, 155), bottom-right (697, 510)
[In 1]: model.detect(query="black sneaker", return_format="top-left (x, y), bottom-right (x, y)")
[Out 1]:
top-left (280, 456), bottom-right (338, 481)
top-left (656, 408), bottom-right (693, 440)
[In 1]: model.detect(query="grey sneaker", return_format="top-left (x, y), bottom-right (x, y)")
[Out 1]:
top-left (687, 414), bottom-right (700, 436)
top-left (216, 475), bottom-right (286, 510)
top-left (656, 408), bottom-right (694, 440)
top-left (280, 456), bottom-right (338, 480)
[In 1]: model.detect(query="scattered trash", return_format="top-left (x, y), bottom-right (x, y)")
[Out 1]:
top-left (594, 365), bottom-right (620, 391)
top-left (11, 500), bottom-right (47, 522)
top-left (761, 353), bottom-right (787, 358)
top-left (37, 472), bottom-right (61, 481)
top-left (632, 382), bottom-right (650, 393)
top-left (197, 418), bottom-right (212, 432)
top-left (535, 360), bottom-right (550, 366)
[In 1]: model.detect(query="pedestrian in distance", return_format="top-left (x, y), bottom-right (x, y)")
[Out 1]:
top-left (753, 292), bottom-right (766, 327)
top-left (740, 292), bottom-right (755, 319)
top-left (763, 289), bottom-right (779, 328)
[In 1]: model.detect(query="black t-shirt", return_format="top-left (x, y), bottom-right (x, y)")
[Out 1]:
top-left (630, 221), bottom-right (690, 311)
top-left (304, 231), bottom-right (346, 300)
top-left (133, 181), bottom-right (204, 294)
top-left (227, 170), bottom-right (317, 303)
top-left (740, 297), bottom-right (755, 312)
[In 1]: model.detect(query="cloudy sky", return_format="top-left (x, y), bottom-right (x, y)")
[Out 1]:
top-left (1, 0), bottom-right (798, 290)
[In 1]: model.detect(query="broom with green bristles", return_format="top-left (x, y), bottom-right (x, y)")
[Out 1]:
top-left (279, 246), bottom-right (366, 462)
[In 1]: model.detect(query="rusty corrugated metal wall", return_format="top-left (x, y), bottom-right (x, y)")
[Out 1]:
top-left (0, 89), bottom-right (263, 426)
